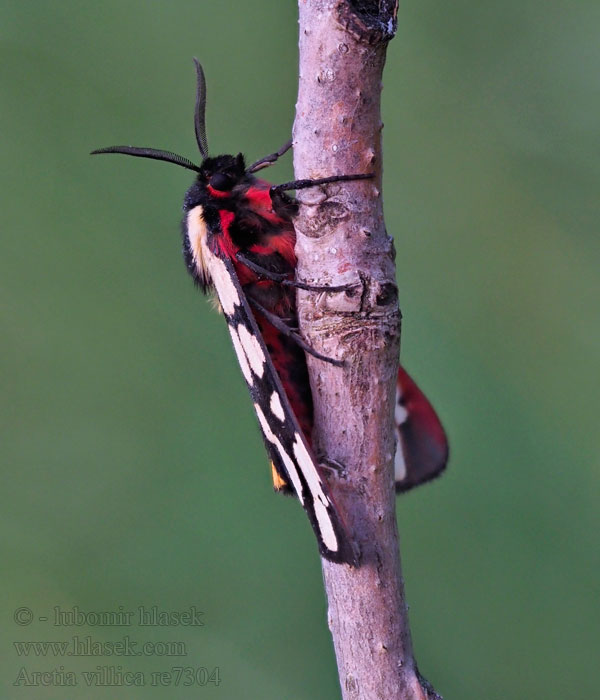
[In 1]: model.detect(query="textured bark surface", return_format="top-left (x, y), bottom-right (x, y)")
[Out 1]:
top-left (293, 2), bottom-right (441, 699)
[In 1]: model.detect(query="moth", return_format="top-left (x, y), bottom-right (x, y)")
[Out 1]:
top-left (93, 61), bottom-right (448, 565)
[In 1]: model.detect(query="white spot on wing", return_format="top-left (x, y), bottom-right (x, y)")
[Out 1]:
top-left (254, 403), bottom-right (276, 444)
top-left (207, 255), bottom-right (240, 316)
top-left (269, 391), bottom-right (285, 422)
top-left (395, 401), bottom-right (409, 426)
top-left (394, 428), bottom-right (407, 481)
top-left (312, 497), bottom-right (338, 553)
top-left (228, 325), bottom-right (253, 386)
top-left (292, 436), bottom-right (338, 552)
top-left (394, 387), bottom-right (408, 481)
top-left (254, 404), bottom-right (304, 504)
top-left (292, 436), bottom-right (324, 497)
top-left (237, 324), bottom-right (265, 378)
top-left (256, 406), bottom-right (339, 554)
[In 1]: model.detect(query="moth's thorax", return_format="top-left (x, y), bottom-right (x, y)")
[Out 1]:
top-left (181, 156), bottom-right (248, 292)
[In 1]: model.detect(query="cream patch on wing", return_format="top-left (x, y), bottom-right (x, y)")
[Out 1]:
top-left (228, 325), bottom-right (253, 386)
top-left (395, 402), bottom-right (409, 426)
top-left (237, 325), bottom-right (265, 378)
top-left (292, 436), bottom-right (338, 553)
top-left (394, 387), bottom-right (408, 481)
top-left (186, 206), bottom-right (210, 281)
top-left (269, 391), bottom-right (285, 422)
top-left (394, 428), bottom-right (407, 481)
top-left (207, 255), bottom-right (240, 316)
top-left (254, 404), bottom-right (304, 503)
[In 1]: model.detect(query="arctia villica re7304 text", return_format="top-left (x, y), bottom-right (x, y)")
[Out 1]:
top-left (92, 60), bottom-right (448, 566)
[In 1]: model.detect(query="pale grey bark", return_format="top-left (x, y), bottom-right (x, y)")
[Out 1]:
top-left (293, 2), bottom-right (441, 698)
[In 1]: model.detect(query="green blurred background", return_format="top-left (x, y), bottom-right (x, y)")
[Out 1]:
top-left (2, 1), bottom-right (598, 698)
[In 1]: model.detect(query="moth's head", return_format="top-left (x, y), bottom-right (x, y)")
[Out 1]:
top-left (199, 153), bottom-right (246, 192)
top-left (183, 153), bottom-right (247, 211)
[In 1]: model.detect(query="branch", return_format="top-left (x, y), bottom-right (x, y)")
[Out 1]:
top-left (293, 2), bottom-right (441, 698)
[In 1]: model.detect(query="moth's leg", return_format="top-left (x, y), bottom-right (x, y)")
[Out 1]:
top-left (270, 172), bottom-right (373, 195)
top-left (236, 252), bottom-right (355, 293)
top-left (317, 457), bottom-right (348, 481)
top-left (247, 138), bottom-right (293, 173)
top-left (246, 295), bottom-right (344, 367)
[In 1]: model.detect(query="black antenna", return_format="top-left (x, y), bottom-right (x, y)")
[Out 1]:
top-left (90, 146), bottom-right (201, 173)
top-left (193, 59), bottom-right (209, 159)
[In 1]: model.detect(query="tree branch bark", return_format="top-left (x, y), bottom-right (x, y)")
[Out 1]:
top-left (293, 2), bottom-right (441, 698)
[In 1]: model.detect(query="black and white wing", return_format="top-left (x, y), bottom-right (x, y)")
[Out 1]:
top-left (201, 243), bottom-right (357, 565)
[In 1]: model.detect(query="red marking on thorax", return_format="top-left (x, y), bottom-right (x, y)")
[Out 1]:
top-left (247, 227), bottom-right (297, 270)
top-left (245, 184), bottom-right (272, 208)
top-left (207, 185), bottom-right (230, 198)
top-left (249, 231), bottom-right (297, 268)
top-left (219, 209), bottom-right (235, 230)
top-left (216, 210), bottom-right (238, 261)
top-left (245, 184), bottom-right (290, 227)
